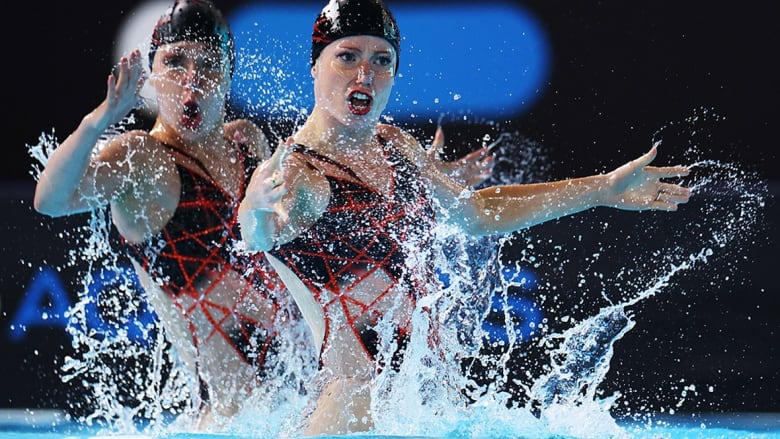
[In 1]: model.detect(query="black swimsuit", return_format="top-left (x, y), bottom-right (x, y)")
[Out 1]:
top-left (124, 141), bottom-right (284, 370)
top-left (269, 140), bottom-right (436, 366)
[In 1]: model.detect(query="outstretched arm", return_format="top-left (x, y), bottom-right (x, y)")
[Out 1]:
top-left (34, 49), bottom-right (145, 217)
top-left (463, 144), bottom-right (691, 235)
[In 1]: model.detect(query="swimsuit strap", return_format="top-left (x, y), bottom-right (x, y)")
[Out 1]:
top-left (160, 135), bottom-right (258, 196)
top-left (291, 135), bottom-right (391, 182)
top-left (291, 143), bottom-right (361, 181)
top-left (160, 142), bottom-right (216, 182)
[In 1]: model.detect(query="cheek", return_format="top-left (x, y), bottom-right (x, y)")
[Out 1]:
top-left (374, 77), bottom-right (395, 101)
top-left (155, 91), bottom-right (179, 114)
top-left (202, 94), bottom-right (226, 118)
top-left (315, 74), bottom-right (342, 103)
top-left (152, 75), bottom-right (182, 103)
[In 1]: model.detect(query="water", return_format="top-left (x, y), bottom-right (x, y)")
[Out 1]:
top-left (23, 109), bottom-right (773, 438)
top-left (2, 409), bottom-right (779, 438)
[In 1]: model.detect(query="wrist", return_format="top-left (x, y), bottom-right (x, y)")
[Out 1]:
top-left (82, 108), bottom-right (112, 134)
top-left (591, 174), bottom-right (613, 206)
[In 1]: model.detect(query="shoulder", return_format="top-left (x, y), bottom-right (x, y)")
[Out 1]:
top-left (225, 118), bottom-right (262, 137)
top-left (376, 123), bottom-right (417, 144)
top-left (376, 123), bottom-right (427, 166)
top-left (96, 130), bottom-right (158, 161)
top-left (96, 130), bottom-right (176, 178)
top-left (225, 119), bottom-right (271, 160)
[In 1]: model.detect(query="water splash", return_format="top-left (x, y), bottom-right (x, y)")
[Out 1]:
top-left (361, 111), bottom-right (768, 438)
top-left (28, 121), bottom-right (203, 434)
top-left (26, 104), bottom-right (769, 438)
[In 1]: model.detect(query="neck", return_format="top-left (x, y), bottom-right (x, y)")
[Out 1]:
top-left (294, 106), bottom-right (378, 156)
top-left (150, 120), bottom-right (225, 160)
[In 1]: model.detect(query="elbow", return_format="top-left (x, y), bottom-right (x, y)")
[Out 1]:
top-left (33, 191), bottom-right (62, 217)
top-left (242, 232), bottom-right (275, 253)
top-left (237, 205), bottom-right (277, 253)
top-left (33, 183), bottom-right (81, 218)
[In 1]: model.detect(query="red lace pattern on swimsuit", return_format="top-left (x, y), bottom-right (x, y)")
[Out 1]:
top-left (270, 141), bottom-right (436, 365)
top-left (124, 141), bottom-right (285, 371)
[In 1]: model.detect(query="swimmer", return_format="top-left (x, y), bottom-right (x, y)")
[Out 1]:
top-left (238, 0), bottom-right (692, 434)
top-left (33, 0), bottom-right (297, 426)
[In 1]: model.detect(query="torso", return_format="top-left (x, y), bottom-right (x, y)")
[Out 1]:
top-left (120, 129), bottom-right (287, 372)
top-left (269, 137), bottom-right (436, 373)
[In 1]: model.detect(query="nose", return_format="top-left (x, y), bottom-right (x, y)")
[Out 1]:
top-left (356, 62), bottom-right (374, 86)
top-left (181, 65), bottom-right (203, 89)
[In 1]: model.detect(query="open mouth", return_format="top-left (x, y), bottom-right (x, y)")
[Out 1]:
top-left (181, 100), bottom-right (202, 129)
top-left (347, 91), bottom-right (372, 116)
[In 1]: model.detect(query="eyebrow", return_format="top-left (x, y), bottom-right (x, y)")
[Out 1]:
top-left (335, 42), bottom-right (393, 54)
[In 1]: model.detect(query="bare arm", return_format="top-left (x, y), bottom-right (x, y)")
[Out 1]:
top-left (441, 145), bottom-right (691, 236)
top-left (34, 50), bottom-right (145, 217)
top-left (388, 124), bottom-right (691, 237)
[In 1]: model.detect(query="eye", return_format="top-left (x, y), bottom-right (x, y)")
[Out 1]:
top-left (375, 55), bottom-right (393, 67)
top-left (199, 56), bottom-right (221, 72)
top-left (163, 53), bottom-right (185, 68)
top-left (336, 51), bottom-right (357, 63)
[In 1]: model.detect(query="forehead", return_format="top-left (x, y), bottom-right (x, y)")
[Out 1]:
top-left (155, 40), bottom-right (223, 58)
top-left (327, 35), bottom-right (395, 53)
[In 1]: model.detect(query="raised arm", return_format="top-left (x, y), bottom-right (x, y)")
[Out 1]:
top-left (398, 124), bottom-right (691, 237)
top-left (34, 50), bottom-right (145, 217)
top-left (428, 125), bottom-right (495, 188)
top-left (238, 138), bottom-right (329, 252)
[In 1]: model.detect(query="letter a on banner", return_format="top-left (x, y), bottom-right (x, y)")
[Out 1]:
top-left (8, 266), bottom-right (71, 342)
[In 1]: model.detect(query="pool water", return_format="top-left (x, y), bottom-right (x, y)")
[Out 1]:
top-left (2, 410), bottom-right (779, 439)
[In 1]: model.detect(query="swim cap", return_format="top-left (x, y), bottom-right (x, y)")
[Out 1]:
top-left (311, 0), bottom-right (401, 73)
top-left (148, 0), bottom-right (235, 77)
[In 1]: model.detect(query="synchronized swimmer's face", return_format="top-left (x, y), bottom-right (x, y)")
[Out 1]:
top-left (313, 35), bottom-right (396, 128)
top-left (150, 41), bottom-right (230, 136)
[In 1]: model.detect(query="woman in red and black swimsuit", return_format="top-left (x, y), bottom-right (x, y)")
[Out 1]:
top-left (33, 0), bottom-right (300, 425)
top-left (239, 0), bottom-right (692, 435)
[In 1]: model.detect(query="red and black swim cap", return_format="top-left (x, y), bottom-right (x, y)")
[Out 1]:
top-left (149, 0), bottom-right (235, 77)
top-left (311, 0), bottom-right (400, 73)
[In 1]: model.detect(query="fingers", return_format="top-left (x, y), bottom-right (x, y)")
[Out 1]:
top-left (646, 165), bottom-right (690, 179)
top-left (651, 182), bottom-right (691, 210)
top-left (128, 50), bottom-right (146, 92)
top-left (461, 145), bottom-right (490, 162)
top-left (263, 164), bottom-right (292, 222)
top-left (245, 162), bottom-right (289, 218)
top-left (471, 153), bottom-right (494, 175)
top-left (659, 183), bottom-right (692, 203)
top-left (105, 74), bottom-right (118, 104)
top-left (270, 138), bottom-right (294, 171)
top-left (432, 125), bottom-right (445, 150)
top-left (632, 145), bottom-right (658, 169)
top-left (652, 191), bottom-right (690, 210)
top-left (113, 50), bottom-right (145, 99)
top-left (659, 182), bottom-right (691, 196)
top-left (427, 125), bottom-right (445, 161)
top-left (650, 200), bottom-right (679, 211)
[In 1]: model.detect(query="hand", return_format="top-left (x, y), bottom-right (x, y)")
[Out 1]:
top-left (245, 137), bottom-right (295, 222)
top-left (238, 138), bottom-right (295, 251)
top-left (603, 144), bottom-right (691, 211)
top-left (92, 49), bottom-right (146, 129)
top-left (429, 125), bottom-right (495, 188)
